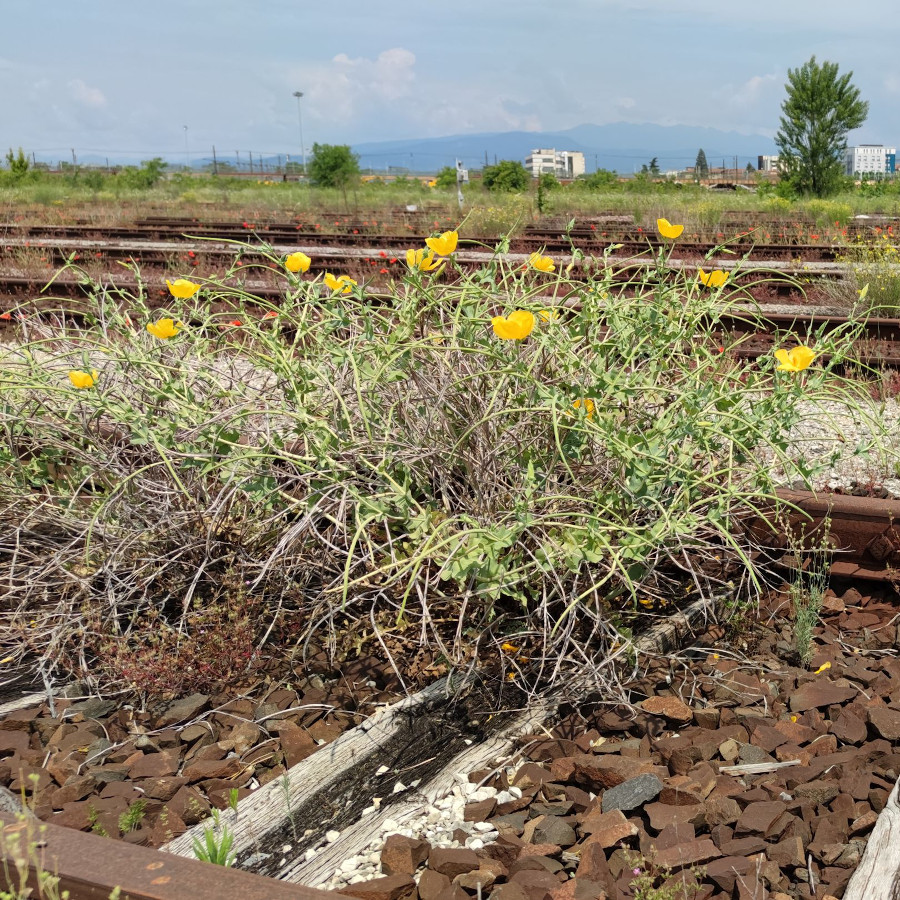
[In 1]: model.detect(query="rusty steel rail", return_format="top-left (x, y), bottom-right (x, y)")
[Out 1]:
top-left (771, 489), bottom-right (900, 580)
top-left (0, 811), bottom-right (334, 900)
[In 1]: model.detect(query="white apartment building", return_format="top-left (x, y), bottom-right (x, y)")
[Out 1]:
top-left (525, 148), bottom-right (586, 179)
top-left (757, 155), bottom-right (781, 173)
top-left (845, 144), bottom-right (896, 175)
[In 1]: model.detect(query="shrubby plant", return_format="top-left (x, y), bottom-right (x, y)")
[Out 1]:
top-left (0, 225), bottom-right (872, 695)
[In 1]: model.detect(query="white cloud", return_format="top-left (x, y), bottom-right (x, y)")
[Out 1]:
top-left (728, 73), bottom-right (779, 107)
top-left (68, 79), bottom-right (107, 108)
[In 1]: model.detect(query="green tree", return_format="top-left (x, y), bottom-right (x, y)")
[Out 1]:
top-left (482, 160), bottom-right (530, 192)
top-left (695, 148), bottom-right (709, 178)
top-left (5, 147), bottom-right (30, 180)
top-left (648, 157), bottom-right (660, 175)
top-left (434, 166), bottom-right (457, 189)
top-left (775, 56), bottom-right (868, 197)
top-left (579, 169), bottom-right (618, 189)
top-left (745, 161), bottom-right (755, 173)
top-left (308, 143), bottom-right (361, 190)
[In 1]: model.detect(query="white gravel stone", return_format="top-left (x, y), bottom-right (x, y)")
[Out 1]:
top-left (325, 830), bottom-right (341, 843)
top-left (508, 786), bottom-right (523, 799)
top-left (472, 822), bottom-right (495, 833)
top-left (465, 837), bottom-right (485, 850)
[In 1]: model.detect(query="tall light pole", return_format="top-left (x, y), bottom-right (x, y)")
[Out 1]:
top-left (183, 125), bottom-right (190, 171)
top-left (292, 91), bottom-right (306, 174)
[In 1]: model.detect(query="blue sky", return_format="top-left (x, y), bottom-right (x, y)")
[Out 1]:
top-left (3, 0), bottom-right (898, 163)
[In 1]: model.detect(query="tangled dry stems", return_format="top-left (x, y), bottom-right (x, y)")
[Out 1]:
top-left (0, 242), bottom-right (876, 700)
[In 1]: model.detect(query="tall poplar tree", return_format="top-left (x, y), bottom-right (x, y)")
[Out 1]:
top-left (695, 148), bottom-right (709, 178)
top-left (775, 56), bottom-right (868, 197)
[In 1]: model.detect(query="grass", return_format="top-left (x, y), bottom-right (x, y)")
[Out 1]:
top-left (0, 225), bottom-right (879, 700)
top-left (5, 169), bottom-right (900, 238)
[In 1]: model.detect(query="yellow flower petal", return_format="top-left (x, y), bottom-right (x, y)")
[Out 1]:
top-left (68, 369), bottom-right (98, 389)
top-left (406, 248), bottom-right (441, 271)
top-left (285, 251), bottom-right (311, 273)
top-left (775, 345), bottom-right (816, 373)
top-left (572, 398), bottom-right (595, 419)
top-left (166, 278), bottom-right (201, 299)
top-left (324, 273), bottom-right (357, 294)
top-left (146, 318), bottom-right (181, 340)
top-left (539, 309), bottom-right (560, 322)
top-left (424, 230), bottom-right (458, 257)
top-left (698, 268), bottom-right (728, 288)
top-left (657, 218), bottom-right (684, 240)
top-left (529, 252), bottom-right (555, 273)
top-left (814, 661), bottom-right (831, 674)
top-left (491, 310), bottom-right (535, 340)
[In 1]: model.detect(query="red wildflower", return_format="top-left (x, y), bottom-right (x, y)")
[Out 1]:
top-left (590, 225), bottom-right (596, 231)
top-left (353, 229), bottom-right (359, 234)
top-left (262, 311), bottom-right (278, 319)
top-left (379, 250), bottom-right (388, 258)
top-left (389, 257), bottom-right (397, 264)
top-left (0, 312), bottom-right (11, 321)
top-left (188, 251), bottom-right (196, 258)
top-left (379, 268), bottom-right (389, 274)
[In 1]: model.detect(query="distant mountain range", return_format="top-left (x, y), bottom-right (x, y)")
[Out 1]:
top-left (31, 123), bottom-right (778, 174)
top-left (351, 122), bottom-right (778, 174)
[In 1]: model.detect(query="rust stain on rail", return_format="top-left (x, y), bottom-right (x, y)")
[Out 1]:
top-left (0, 811), bottom-right (334, 900)
top-left (768, 489), bottom-right (900, 581)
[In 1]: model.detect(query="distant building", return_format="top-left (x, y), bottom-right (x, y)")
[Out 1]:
top-left (845, 144), bottom-right (896, 175)
top-left (525, 148), bottom-right (585, 179)
top-left (757, 155), bottom-right (782, 173)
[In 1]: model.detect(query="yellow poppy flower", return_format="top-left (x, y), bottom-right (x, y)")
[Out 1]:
top-left (491, 310), bottom-right (535, 340)
top-left (425, 230), bottom-right (458, 257)
top-left (285, 252), bottom-right (311, 273)
top-left (774, 345), bottom-right (816, 373)
top-left (166, 278), bottom-right (201, 299)
top-left (501, 642), bottom-right (520, 653)
top-left (529, 252), bottom-right (555, 273)
top-left (572, 398), bottom-right (595, 419)
top-left (324, 273), bottom-right (358, 294)
top-left (814, 661), bottom-right (831, 674)
top-left (657, 218), bottom-right (684, 240)
top-left (68, 369), bottom-right (98, 389)
top-left (698, 268), bottom-right (728, 288)
top-left (146, 318), bottom-right (182, 340)
top-left (405, 248), bottom-right (441, 271)
top-left (538, 309), bottom-right (560, 322)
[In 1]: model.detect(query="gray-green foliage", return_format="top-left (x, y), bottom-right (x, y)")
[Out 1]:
top-left (775, 56), bottom-right (868, 197)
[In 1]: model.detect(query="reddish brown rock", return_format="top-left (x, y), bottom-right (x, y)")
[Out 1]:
top-left (641, 696), bottom-right (693, 724)
top-left (735, 802), bottom-right (787, 837)
top-left (568, 755), bottom-right (656, 790)
top-left (155, 694), bottom-right (210, 728)
top-left (181, 758), bottom-right (249, 783)
top-left (703, 796), bottom-right (741, 826)
top-left (793, 780), bottom-right (839, 805)
top-left (830, 709), bottom-right (867, 746)
top-left (652, 838), bottom-right (722, 870)
top-left (868, 707), bottom-right (900, 741)
top-left (381, 834), bottom-right (430, 875)
top-left (645, 802), bottom-right (705, 832)
top-left (128, 751), bottom-right (179, 779)
top-left (141, 776), bottom-right (188, 801)
top-left (766, 834), bottom-right (805, 868)
top-left (428, 848), bottom-right (480, 879)
top-left (338, 874), bottom-right (416, 900)
top-left (48, 775), bottom-right (96, 809)
top-left (418, 869), bottom-right (451, 900)
top-left (789, 682), bottom-right (856, 713)
top-left (580, 808), bottom-right (638, 846)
